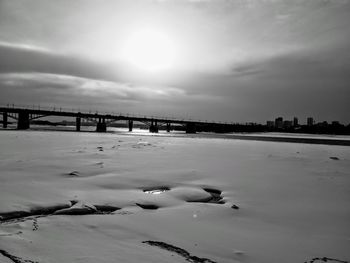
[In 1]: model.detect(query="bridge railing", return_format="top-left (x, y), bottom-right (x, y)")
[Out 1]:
top-left (0, 103), bottom-right (235, 125)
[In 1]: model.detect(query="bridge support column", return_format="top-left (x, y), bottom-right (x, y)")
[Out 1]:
top-left (128, 120), bottom-right (133, 132)
top-left (17, 111), bottom-right (30, 130)
top-left (76, 117), bottom-right (81, 131)
top-left (96, 118), bottom-right (107, 132)
top-left (3, 112), bottom-right (8, 128)
top-left (166, 123), bottom-right (171, 132)
top-left (185, 123), bottom-right (196, 134)
top-left (149, 120), bottom-right (159, 133)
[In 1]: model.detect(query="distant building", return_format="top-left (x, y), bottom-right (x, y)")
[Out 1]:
top-left (283, 120), bottom-right (293, 129)
top-left (307, 117), bottom-right (314, 126)
top-left (266, 121), bottom-right (274, 128)
top-left (332, 121), bottom-right (340, 126)
top-left (293, 117), bottom-right (298, 127)
top-left (275, 117), bottom-right (283, 129)
top-left (318, 121), bottom-right (328, 127)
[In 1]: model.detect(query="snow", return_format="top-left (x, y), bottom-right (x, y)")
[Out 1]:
top-left (0, 130), bottom-right (349, 263)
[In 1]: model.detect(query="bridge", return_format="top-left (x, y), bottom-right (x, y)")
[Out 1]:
top-left (0, 105), bottom-right (234, 133)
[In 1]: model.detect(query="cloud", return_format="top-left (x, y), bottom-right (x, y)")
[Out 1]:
top-left (0, 41), bottom-right (51, 53)
top-left (0, 72), bottom-right (185, 101)
top-left (1, 0), bottom-right (349, 75)
top-left (0, 42), bottom-right (120, 81)
top-left (0, 72), bottom-right (225, 119)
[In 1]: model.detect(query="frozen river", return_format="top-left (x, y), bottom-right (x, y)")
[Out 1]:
top-left (0, 130), bottom-right (349, 263)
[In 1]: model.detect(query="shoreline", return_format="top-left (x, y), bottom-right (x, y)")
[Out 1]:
top-left (227, 134), bottom-right (350, 146)
top-left (1, 127), bottom-right (350, 146)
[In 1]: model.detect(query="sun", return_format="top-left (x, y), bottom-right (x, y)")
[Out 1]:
top-left (121, 29), bottom-right (178, 72)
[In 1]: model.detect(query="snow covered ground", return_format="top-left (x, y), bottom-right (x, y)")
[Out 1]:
top-left (0, 130), bottom-right (349, 263)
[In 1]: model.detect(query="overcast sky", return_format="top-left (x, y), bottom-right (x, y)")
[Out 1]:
top-left (0, 0), bottom-right (349, 123)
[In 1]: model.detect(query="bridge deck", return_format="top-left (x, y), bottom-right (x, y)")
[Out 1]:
top-left (0, 107), bottom-right (228, 126)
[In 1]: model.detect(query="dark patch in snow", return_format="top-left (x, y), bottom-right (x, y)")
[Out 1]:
top-left (203, 188), bottom-right (221, 195)
top-left (30, 204), bottom-right (72, 215)
top-left (32, 218), bottom-right (38, 231)
top-left (0, 202), bottom-right (119, 223)
top-left (70, 200), bottom-right (79, 206)
top-left (186, 196), bottom-right (213, 203)
top-left (0, 211), bottom-right (30, 221)
top-left (0, 249), bottom-right (39, 263)
top-left (136, 203), bottom-right (159, 210)
top-left (329, 157), bottom-right (340, 160)
top-left (187, 188), bottom-right (225, 204)
top-left (231, 204), bottom-right (240, 210)
top-left (54, 203), bottom-right (120, 215)
top-left (94, 205), bottom-right (120, 214)
top-left (305, 257), bottom-right (348, 263)
top-left (65, 171), bottom-right (80, 177)
top-left (97, 146), bottom-right (104, 151)
top-left (0, 203), bottom-right (71, 222)
top-left (142, 240), bottom-right (217, 263)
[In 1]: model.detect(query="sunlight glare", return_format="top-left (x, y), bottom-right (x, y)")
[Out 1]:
top-left (121, 29), bottom-right (178, 72)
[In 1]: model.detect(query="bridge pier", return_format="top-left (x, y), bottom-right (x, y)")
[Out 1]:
top-left (185, 123), bottom-right (196, 133)
top-left (76, 117), bottom-right (81, 131)
top-left (17, 111), bottom-right (30, 130)
top-left (166, 123), bottom-right (171, 132)
top-left (96, 118), bottom-right (107, 132)
top-left (128, 120), bottom-right (133, 132)
top-left (149, 120), bottom-right (159, 133)
top-left (2, 112), bottom-right (8, 128)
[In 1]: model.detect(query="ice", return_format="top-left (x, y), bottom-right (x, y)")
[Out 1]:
top-left (0, 130), bottom-right (349, 263)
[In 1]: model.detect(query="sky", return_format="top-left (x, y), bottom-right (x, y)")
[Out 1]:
top-left (0, 0), bottom-right (349, 124)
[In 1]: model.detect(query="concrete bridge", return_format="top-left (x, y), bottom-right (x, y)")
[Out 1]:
top-left (0, 106), bottom-right (233, 133)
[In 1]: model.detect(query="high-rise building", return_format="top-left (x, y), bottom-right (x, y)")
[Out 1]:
top-left (275, 117), bottom-right (283, 129)
top-left (307, 117), bottom-right (314, 126)
top-left (266, 121), bottom-right (274, 128)
top-left (283, 120), bottom-right (293, 129)
top-left (293, 117), bottom-right (298, 127)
